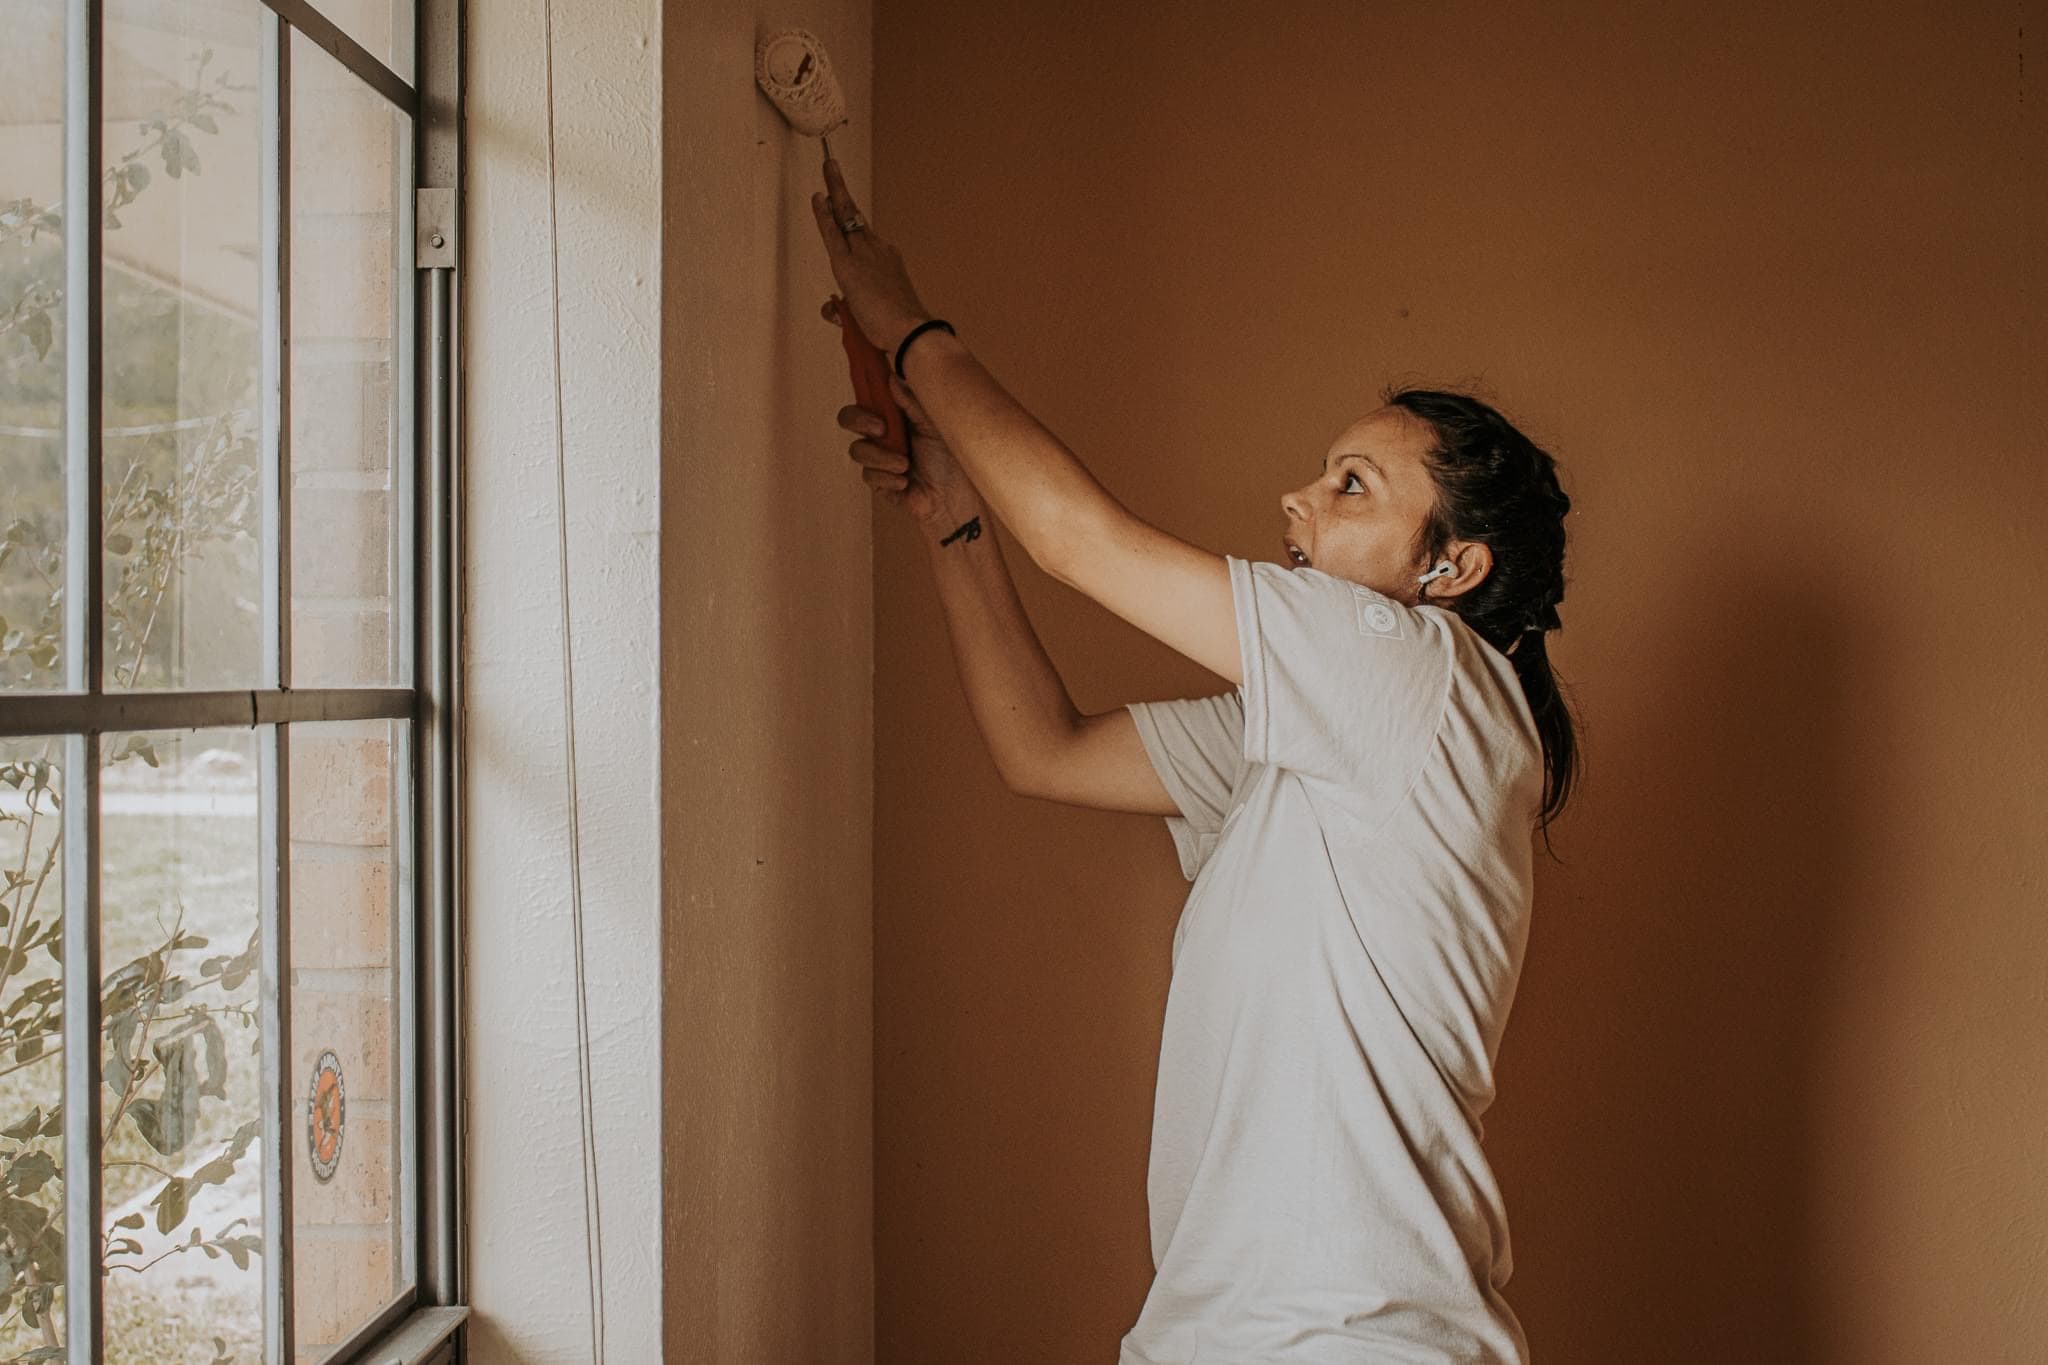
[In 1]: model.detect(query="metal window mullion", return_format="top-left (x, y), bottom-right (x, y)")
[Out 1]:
top-left (258, 15), bottom-right (294, 1365)
top-left (62, 3), bottom-right (100, 701)
top-left (0, 688), bottom-right (417, 738)
top-left (416, 0), bottom-right (463, 1310)
top-left (394, 716), bottom-right (419, 1290)
top-left (61, 2), bottom-right (105, 1361)
top-left (418, 266), bottom-right (458, 1307)
top-left (60, 734), bottom-right (100, 1365)
top-left (262, 14), bottom-right (292, 700)
top-left (392, 70), bottom-right (424, 1305)
top-left (257, 724), bottom-right (292, 1365)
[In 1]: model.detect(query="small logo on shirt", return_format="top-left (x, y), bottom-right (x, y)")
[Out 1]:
top-left (1353, 588), bottom-right (1404, 639)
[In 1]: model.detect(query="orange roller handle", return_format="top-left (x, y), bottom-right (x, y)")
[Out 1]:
top-left (832, 295), bottom-right (908, 456)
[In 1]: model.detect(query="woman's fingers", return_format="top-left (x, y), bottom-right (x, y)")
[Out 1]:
top-left (848, 437), bottom-right (909, 474)
top-left (810, 191), bottom-right (850, 262)
top-left (860, 465), bottom-right (909, 493)
top-left (823, 158), bottom-right (861, 225)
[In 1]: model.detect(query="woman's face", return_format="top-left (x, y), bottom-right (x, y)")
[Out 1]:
top-left (1280, 406), bottom-right (1453, 603)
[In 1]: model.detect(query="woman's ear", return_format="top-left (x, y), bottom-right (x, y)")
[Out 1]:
top-left (1431, 540), bottom-right (1494, 602)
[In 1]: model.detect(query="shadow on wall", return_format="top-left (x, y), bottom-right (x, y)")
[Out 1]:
top-left (1520, 565), bottom-right (1863, 1363)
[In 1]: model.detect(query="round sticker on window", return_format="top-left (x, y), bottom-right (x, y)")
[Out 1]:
top-left (308, 1050), bottom-right (345, 1183)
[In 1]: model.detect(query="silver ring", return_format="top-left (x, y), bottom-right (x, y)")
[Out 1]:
top-left (839, 212), bottom-right (868, 234)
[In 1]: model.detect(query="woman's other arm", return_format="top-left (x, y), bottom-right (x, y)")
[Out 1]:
top-left (920, 495), bottom-right (1177, 815)
top-left (839, 378), bottom-right (1175, 815)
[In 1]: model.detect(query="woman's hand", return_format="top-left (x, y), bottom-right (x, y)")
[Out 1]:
top-left (828, 336), bottom-right (977, 531)
top-left (810, 158), bottom-right (932, 354)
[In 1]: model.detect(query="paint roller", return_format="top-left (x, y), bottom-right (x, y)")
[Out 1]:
top-left (754, 28), bottom-right (910, 455)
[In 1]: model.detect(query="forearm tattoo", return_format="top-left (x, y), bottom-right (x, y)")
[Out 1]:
top-left (939, 514), bottom-right (982, 547)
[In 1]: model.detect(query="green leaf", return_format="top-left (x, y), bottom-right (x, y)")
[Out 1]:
top-left (219, 949), bottom-right (254, 991)
top-left (22, 310), bottom-right (52, 363)
top-left (104, 532), bottom-right (133, 555)
top-left (189, 114), bottom-right (218, 135)
top-left (9, 1150), bottom-right (55, 1196)
top-left (126, 1097), bottom-right (167, 1154)
top-left (113, 1210), bottom-right (145, 1230)
top-left (227, 1119), bottom-right (259, 1158)
top-left (126, 162), bottom-right (151, 191)
top-left (151, 1036), bottom-right (197, 1153)
top-left (2, 1107), bottom-right (40, 1141)
top-left (150, 1175), bottom-right (189, 1235)
top-left (104, 1013), bottom-right (137, 1093)
top-left (198, 1019), bottom-right (228, 1100)
top-left (0, 1196), bottom-right (49, 1245)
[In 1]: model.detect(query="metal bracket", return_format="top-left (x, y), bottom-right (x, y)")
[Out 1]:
top-left (416, 187), bottom-right (456, 268)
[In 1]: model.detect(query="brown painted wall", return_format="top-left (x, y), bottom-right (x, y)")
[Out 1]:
top-left (662, 3), bottom-right (876, 1361)
top-left (871, 2), bottom-right (2044, 1361)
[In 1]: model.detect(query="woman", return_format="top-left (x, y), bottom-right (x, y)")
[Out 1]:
top-left (813, 159), bottom-right (1578, 1364)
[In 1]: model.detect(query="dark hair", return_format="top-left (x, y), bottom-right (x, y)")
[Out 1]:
top-left (1380, 384), bottom-right (1582, 854)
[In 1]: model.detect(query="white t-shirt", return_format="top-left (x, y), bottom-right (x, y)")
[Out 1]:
top-left (1117, 555), bottom-right (1542, 1365)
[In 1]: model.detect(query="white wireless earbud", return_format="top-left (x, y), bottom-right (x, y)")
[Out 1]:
top-left (1417, 562), bottom-right (1456, 585)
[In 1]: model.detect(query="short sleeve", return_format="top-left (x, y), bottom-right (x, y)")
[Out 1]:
top-left (1125, 692), bottom-right (1246, 882)
top-left (1227, 555), bottom-right (1451, 825)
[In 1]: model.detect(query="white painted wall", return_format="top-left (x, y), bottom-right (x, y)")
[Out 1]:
top-left (463, 2), bottom-right (662, 1360)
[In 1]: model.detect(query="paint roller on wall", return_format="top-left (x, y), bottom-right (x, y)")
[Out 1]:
top-left (755, 28), bottom-right (910, 455)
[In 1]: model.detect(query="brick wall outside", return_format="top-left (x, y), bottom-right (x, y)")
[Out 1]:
top-left (285, 5), bottom-right (407, 1361)
top-left (289, 7), bottom-right (400, 694)
top-left (289, 721), bottom-right (402, 1362)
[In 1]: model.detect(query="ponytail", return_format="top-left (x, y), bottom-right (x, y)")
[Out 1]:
top-left (1382, 385), bottom-right (1583, 858)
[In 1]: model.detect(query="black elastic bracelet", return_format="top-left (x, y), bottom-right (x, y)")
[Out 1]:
top-left (894, 318), bottom-right (956, 380)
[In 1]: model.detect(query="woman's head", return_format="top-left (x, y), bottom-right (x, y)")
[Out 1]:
top-left (1279, 386), bottom-right (1581, 845)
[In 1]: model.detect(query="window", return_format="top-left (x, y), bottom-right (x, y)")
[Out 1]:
top-left (0, 2), bottom-right (462, 1361)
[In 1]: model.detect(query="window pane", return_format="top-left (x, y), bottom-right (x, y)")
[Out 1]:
top-left (289, 718), bottom-right (407, 1359)
top-left (102, 2), bottom-right (267, 692)
top-left (0, 8), bottom-right (70, 692)
top-left (304, 0), bottom-right (417, 86)
top-left (289, 30), bottom-right (406, 689)
top-left (100, 727), bottom-right (264, 1362)
top-left (0, 738), bottom-right (69, 1355)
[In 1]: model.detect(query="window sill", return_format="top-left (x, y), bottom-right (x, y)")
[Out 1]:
top-left (331, 1305), bottom-right (470, 1365)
